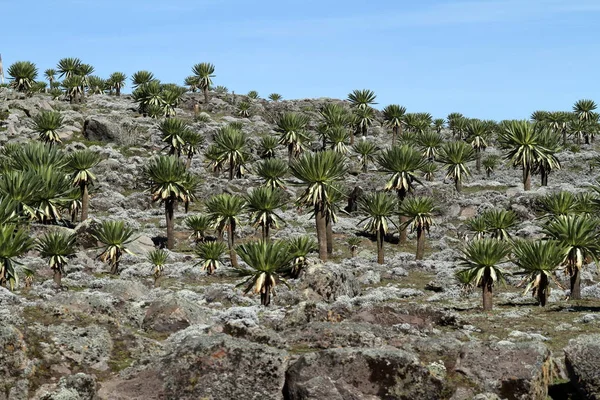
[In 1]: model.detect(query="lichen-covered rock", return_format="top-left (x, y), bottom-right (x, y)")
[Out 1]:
top-left (284, 347), bottom-right (446, 399)
top-left (454, 340), bottom-right (552, 400)
top-left (83, 117), bottom-right (120, 142)
top-left (161, 327), bottom-right (288, 400)
top-left (298, 262), bottom-right (361, 302)
top-left (47, 324), bottom-right (113, 370)
top-left (39, 373), bottom-right (98, 400)
top-left (97, 368), bottom-right (164, 400)
top-left (142, 291), bottom-right (213, 334)
top-left (73, 218), bottom-right (101, 249)
top-left (0, 324), bottom-right (32, 400)
top-left (564, 334), bottom-right (600, 399)
top-left (0, 286), bottom-right (20, 306)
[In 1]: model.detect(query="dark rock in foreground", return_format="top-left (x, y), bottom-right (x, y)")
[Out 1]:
top-left (565, 334), bottom-right (600, 400)
top-left (284, 347), bottom-right (446, 399)
top-left (454, 341), bottom-right (552, 400)
top-left (161, 326), bottom-right (288, 400)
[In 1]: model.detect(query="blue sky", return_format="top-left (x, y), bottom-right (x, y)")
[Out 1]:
top-left (2, 0), bottom-right (599, 120)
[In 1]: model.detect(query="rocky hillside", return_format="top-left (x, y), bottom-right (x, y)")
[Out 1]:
top-left (1, 88), bottom-right (600, 400)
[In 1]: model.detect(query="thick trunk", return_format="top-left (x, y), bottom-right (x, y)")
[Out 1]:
top-left (377, 226), bottom-right (384, 264)
top-left (53, 269), bottom-right (62, 287)
top-left (392, 126), bottom-right (398, 146)
top-left (203, 87), bottom-right (209, 104)
top-left (229, 162), bottom-right (234, 181)
top-left (111, 251), bottom-right (121, 275)
top-left (288, 145), bottom-right (294, 164)
top-left (398, 190), bottom-right (407, 244)
top-left (455, 178), bottom-right (462, 193)
top-left (523, 165), bottom-right (531, 191)
top-left (538, 273), bottom-right (549, 307)
top-left (350, 130), bottom-right (355, 145)
top-left (476, 150), bottom-right (481, 173)
top-left (399, 215), bottom-right (408, 244)
top-left (71, 207), bottom-right (78, 224)
top-left (116, 86), bottom-right (121, 96)
top-left (486, 169), bottom-right (492, 178)
top-left (165, 198), bottom-right (175, 250)
top-left (228, 222), bottom-right (238, 267)
top-left (541, 166), bottom-right (548, 186)
top-left (351, 247), bottom-right (357, 258)
top-left (315, 204), bottom-right (328, 261)
top-left (570, 268), bottom-right (581, 300)
top-left (326, 220), bottom-right (333, 256)
top-left (482, 269), bottom-right (493, 311)
top-left (416, 227), bottom-right (425, 260)
top-left (81, 183), bottom-right (89, 222)
top-left (261, 280), bottom-right (271, 306)
top-left (262, 224), bottom-right (269, 241)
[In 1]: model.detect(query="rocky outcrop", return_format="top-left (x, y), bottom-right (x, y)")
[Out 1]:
top-left (39, 373), bottom-right (98, 400)
top-left (0, 286), bottom-right (20, 306)
top-left (142, 292), bottom-right (213, 334)
top-left (46, 324), bottom-right (113, 371)
top-left (73, 218), bottom-right (101, 249)
top-left (284, 347), bottom-right (446, 399)
top-left (83, 117), bottom-right (120, 142)
top-left (298, 263), bottom-right (361, 302)
top-left (3, 89), bottom-right (600, 400)
top-left (454, 341), bottom-right (552, 400)
top-left (564, 334), bottom-right (600, 399)
top-left (97, 369), bottom-right (164, 400)
top-left (161, 327), bottom-right (288, 399)
top-left (0, 324), bottom-right (32, 400)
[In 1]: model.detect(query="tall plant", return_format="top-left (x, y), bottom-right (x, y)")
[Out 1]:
top-left (289, 151), bottom-right (347, 261)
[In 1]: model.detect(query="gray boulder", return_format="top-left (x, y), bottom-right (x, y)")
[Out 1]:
top-left (47, 324), bottom-right (113, 371)
top-left (284, 347), bottom-right (445, 399)
top-left (127, 235), bottom-right (156, 256)
top-left (454, 340), bottom-right (551, 400)
top-left (73, 218), bottom-right (101, 249)
top-left (39, 373), bottom-right (98, 400)
top-left (298, 262), bottom-right (361, 302)
top-left (564, 334), bottom-right (600, 399)
top-left (0, 324), bottom-right (32, 400)
top-left (161, 328), bottom-right (288, 400)
top-left (142, 292), bottom-right (213, 334)
top-left (83, 117), bottom-right (120, 142)
top-left (0, 286), bottom-right (20, 306)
